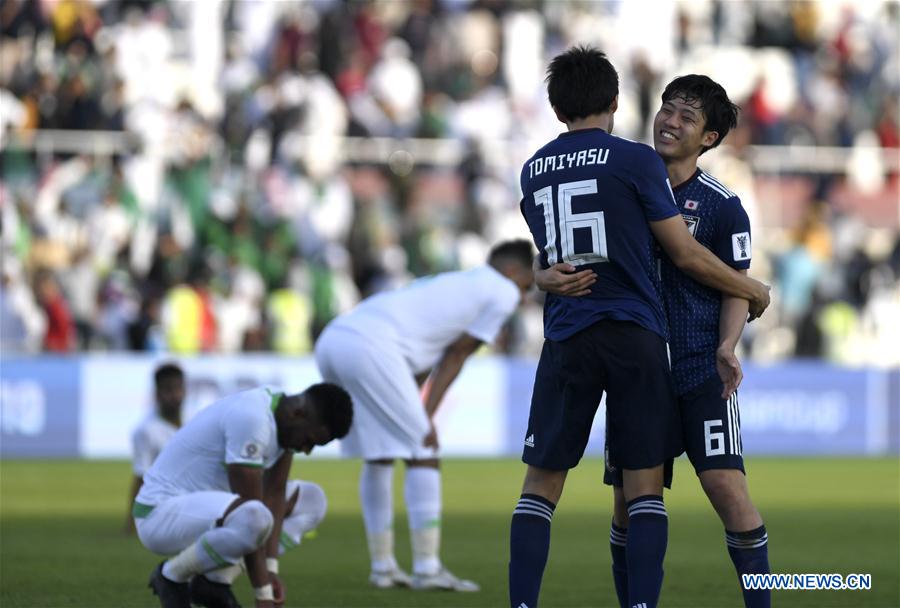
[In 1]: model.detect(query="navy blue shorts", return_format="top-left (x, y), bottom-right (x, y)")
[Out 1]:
top-left (522, 320), bottom-right (681, 472)
top-left (680, 374), bottom-right (745, 474)
top-left (604, 374), bottom-right (744, 487)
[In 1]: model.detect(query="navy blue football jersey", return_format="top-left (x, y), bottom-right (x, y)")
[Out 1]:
top-left (661, 168), bottom-right (752, 395)
top-left (520, 128), bottom-right (680, 341)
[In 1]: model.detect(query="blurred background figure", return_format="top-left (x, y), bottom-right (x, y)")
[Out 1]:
top-left (124, 361), bottom-right (185, 534)
top-left (0, 0), bottom-right (897, 368)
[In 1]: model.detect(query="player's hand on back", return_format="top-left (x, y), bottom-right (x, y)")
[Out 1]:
top-left (535, 263), bottom-right (596, 297)
top-left (715, 346), bottom-right (743, 399)
top-left (747, 279), bottom-right (771, 322)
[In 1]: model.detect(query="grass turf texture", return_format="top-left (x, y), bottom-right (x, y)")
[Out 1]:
top-left (1, 458), bottom-right (897, 608)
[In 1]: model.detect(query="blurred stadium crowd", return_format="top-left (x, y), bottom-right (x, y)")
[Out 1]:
top-left (1, 0), bottom-right (898, 366)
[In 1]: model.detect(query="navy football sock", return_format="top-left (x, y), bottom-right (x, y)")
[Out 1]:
top-left (509, 493), bottom-right (556, 608)
top-left (625, 495), bottom-right (667, 608)
top-left (609, 521), bottom-right (629, 608)
top-left (727, 524), bottom-right (770, 608)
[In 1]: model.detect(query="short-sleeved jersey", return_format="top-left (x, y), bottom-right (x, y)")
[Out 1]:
top-left (326, 265), bottom-right (520, 374)
top-left (661, 169), bottom-right (752, 395)
top-left (131, 414), bottom-right (178, 476)
top-left (519, 128), bottom-right (680, 341)
top-left (137, 387), bottom-right (285, 505)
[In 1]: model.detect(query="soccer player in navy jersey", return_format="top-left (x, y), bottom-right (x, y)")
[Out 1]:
top-left (509, 47), bottom-right (771, 608)
top-left (540, 75), bottom-right (771, 608)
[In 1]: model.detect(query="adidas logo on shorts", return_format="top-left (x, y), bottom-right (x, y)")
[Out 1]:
top-left (524, 434), bottom-right (535, 448)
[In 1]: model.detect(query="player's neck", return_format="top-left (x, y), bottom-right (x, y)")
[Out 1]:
top-left (665, 155), bottom-right (700, 189)
top-left (565, 114), bottom-right (611, 133)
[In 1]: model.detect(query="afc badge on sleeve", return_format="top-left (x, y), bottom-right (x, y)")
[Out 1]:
top-left (732, 232), bottom-right (751, 261)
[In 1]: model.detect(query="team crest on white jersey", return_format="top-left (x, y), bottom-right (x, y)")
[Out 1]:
top-left (732, 232), bottom-right (751, 261)
top-left (682, 214), bottom-right (700, 237)
top-left (241, 442), bottom-right (260, 459)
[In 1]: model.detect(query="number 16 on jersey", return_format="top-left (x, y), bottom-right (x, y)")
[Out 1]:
top-left (534, 178), bottom-right (609, 266)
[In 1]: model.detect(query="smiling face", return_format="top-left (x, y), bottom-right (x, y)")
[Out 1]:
top-left (653, 95), bottom-right (720, 163)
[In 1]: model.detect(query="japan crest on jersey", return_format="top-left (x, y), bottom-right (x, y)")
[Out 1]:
top-left (684, 199), bottom-right (699, 210)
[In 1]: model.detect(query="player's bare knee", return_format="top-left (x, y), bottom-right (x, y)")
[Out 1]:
top-left (700, 470), bottom-right (750, 512)
top-left (622, 466), bottom-right (664, 502)
top-left (522, 466), bottom-right (567, 503)
top-left (405, 458), bottom-right (439, 469)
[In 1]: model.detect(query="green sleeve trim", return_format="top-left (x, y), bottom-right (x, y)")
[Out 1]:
top-left (132, 502), bottom-right (155, 519)
top-left (224, 461), bottom-right (265, 469)
top-left (201, 537), bottom-right (230, 568)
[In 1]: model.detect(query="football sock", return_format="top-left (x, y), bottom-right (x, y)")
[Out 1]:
top-left (609, 521), bottom-right (629, 608)
top-left (626, 495), bottom-right (667, 608)
top-left (163, 500), bottom-right (273, 582)
top-left (726, 524), bottom-right (770, 608)
top-left (360, 462), bottom-right (396, 572)
top-left (279, 481), bottom-right (328, 555)
top-left (204, 563), bottom-right (244, 585)
top-left (509, 493), bottom-right (556, 608)
top-left (405, 466), bottom-right (442, 575)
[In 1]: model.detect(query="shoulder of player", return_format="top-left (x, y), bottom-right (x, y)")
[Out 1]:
top-left (696, 170), bottom-right (739, 202)
top-left (612, 137), bottom-right (667, 175)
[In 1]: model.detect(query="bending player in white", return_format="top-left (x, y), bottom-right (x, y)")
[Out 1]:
top-left (315, 240), bottom-right (534, 592)
top-left (125, 362), bottom-right (185, 535)
top-left (133, 383), bottom-right (352, 608)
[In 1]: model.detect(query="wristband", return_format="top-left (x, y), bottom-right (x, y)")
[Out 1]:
top-left (254, 584), bottom-right (274, 601)
top-left (266, 557), bottom-right (279, 574)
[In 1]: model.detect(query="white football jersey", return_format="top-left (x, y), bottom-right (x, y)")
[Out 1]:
top-left (131, 414), bottom-right (178, 476)
top-left (137, 387), bottom-right (284, 506)
top-left (328, 265), bottom-right (520, 374)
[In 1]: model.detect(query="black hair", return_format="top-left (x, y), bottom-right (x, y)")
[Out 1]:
top-left (488, 239), bottom-right (534, 270)
top-left (661, 75), bottom-right (740, 155)
top-left (546, 45), bottom-right (619, 122)
top-left (305, 382), bottom-right (353, 439)
top-left (154, 362), bottom-right (184, 387)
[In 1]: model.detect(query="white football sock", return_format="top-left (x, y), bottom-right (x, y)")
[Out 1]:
top-left (360, 463), bottom-right (396, 572)
top-left (405, 466), bottom-right (442, 575)
top-left (204, 563), bottom-right (244, 585)
top-left (279, 481), bottom-right (328, 555)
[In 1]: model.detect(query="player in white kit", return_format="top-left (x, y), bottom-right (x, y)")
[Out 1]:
top-left (314, 240), bottom-right (534, 592)
top-left (125, 363), bottom-right (185, 534)
top-left (133, 383), bottom-right (352, 608)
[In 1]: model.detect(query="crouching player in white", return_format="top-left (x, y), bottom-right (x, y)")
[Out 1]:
top-left (132, 383), bottom-right (352, 608)
top-left (315, 240), bottom-right (535, 592)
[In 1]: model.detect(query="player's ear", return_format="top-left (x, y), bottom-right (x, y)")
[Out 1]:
top-left (702, 130), bottom-right (720, 149)
top-left (609, 95), bottom-right (619, 113)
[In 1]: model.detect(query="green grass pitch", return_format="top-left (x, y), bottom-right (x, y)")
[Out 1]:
top-left (1, 458), bottom-right (898, 607)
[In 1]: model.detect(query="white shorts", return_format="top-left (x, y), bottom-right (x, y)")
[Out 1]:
top-left (315, 325), bottom-right (435, 460)
top-left (136, 480), bottom-right (324, 556)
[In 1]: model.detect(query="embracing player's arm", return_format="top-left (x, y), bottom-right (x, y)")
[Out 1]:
top-left (717, 270), bottom-right (750, 399)
top-left (649, 216), bottom-right (770, 320)
top-left (532, 255), bottom-right (596, 296)
top-left (423, 333), bottom-right (482, 422)
top-left (227, 464), bottom-right (276, 607)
